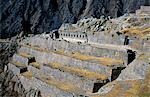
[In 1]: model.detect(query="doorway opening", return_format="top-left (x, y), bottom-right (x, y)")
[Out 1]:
top-left (28, 57), bottom-right (36, 65)
top-left (111, 67), bottom-right (125, 81)
top-left (127, 50), bottom-right (136, 65)
top-left (124, 36), bottom-right (129, 45)
top-left (92, 79), bottom-right (109, 93)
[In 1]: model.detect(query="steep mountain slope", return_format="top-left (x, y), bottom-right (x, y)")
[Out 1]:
top-left (0, 0), bottom-right (149, 38)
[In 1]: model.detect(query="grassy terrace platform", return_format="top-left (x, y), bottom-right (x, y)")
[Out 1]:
top-left (21, 44), bottom-right (124, 67)
top-left (122, 26), bottom-right (150, 38)
top-left (70, 52), bottom-right (123, 66)
top-left (35, 74), bottom-right (87, 96)
top-left (21, 71), bottom-right (33, 79)
top-left (45, 62), bottom-right (108, 80)
top-left (10, 61), bottom-right (26, 68)
top-left (18, 52), bottom-right (34, 58)
top-left (29, 62), bottom-right (41, 69)
top-left (9, 61), bottom-right (27, 74)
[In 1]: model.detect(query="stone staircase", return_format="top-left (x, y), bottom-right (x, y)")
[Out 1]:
top-left (6, 36), bottom-right (130, 97)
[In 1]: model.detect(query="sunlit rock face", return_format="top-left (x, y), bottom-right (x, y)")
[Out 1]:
top-left (0, 0), bottom-right (149, 38)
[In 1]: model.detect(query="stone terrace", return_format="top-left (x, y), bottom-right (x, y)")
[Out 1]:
top-left (5, 32), bottom-right (137, 97)
top-left (5, 6), bottom-right (150, 96)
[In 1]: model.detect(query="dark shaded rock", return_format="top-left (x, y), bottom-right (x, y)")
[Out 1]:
top-left (0, 39), bottom-right (18, 69)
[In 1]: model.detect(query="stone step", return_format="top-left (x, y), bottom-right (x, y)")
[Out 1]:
top-left (35, 74), bottom-right (88, 97)
top-left (28, 62), bottom-right (110, 93)
top-left (19, 44), bottom-right (123, 76)
top-left (46, 62), bottom-right (108, 81)
top-left (20, 71), bottom-right (88, 97)
top-left (8, 61), bottom-right (27, 75)
top-left (12, 52), bottom-right (35, 66)
top-left (24, 36), bottom-right (127, 61)
top-left (19, 52), bottom-right (34, 59)
top-left (20, 44), bottom-right (124, 67)
top-left (29, 62), bottom-right (41, 69)
top-left (44, 62), bottom-right (110, 93)
top-left (21, 71), bottom-right (33, 79)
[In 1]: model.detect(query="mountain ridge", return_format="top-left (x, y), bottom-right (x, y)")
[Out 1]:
top-left (0, 0), bottom-right (149, 38)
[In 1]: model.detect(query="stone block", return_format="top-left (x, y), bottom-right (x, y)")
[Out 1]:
top-left (12, 54), bottom-right (29, 66)
top-left (27, 63), bottom-right (110, 93)
top-left (19, 73), bottom-right (86, 97)
top-left (41, 65), bottom-right (94, 92)
top-left (117, 60), bottom-right (150, 81)
top-left (19, 46), bottom-right (112, 75)
top-left (8, 63), bottom-right (27, 75)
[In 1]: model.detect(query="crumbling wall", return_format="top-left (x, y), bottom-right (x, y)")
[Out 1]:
top-left (87, 32), bottom-right (125, 45)
top-left (27, 36), bottom-right (127, 62)
top-left (59, 31), bottom-right (88, 43)
top-left (19, 46), bottom-right (112, 76)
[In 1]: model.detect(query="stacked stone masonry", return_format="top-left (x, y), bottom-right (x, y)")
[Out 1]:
top-left (7, 33), bottom-right (131, 96)
top-left (6, 6), bottom-right (150, 97)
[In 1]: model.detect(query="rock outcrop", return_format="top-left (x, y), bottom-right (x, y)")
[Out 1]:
top-left (0, 70), bottom-right (41, 97)
top-left (0, 0), bottom-right (149, 38)
top-left (0, 38), bottom-right (18, 69)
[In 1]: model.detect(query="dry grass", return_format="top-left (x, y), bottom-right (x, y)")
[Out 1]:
top-left (70, 52), bottom-right (123, 66)
top-left (47, 62), bottom-right (108, 80)
top-left (53, 49), bottom-right (65, 55)
top-left (125, 81), bottom-right (141, 96)
top-left (21, 71), bottom-right (33, 79)
top-left (137, 53), bottom-right (150, 63)
top-left (121, 27), bottom-right (150, 38)
top-left (138, 68), bottom-right (150, 97)
top-left (19, 52), bottom-right (33, 58)
top-left (22, 44), bottom-right (123, 66)
top-left (36, 75), bottom-right (85, 95)
top-left (22, 44), bottom-right (49, 53)
top-left (30, 62), bottom-right (41, 69)
top-left (10, 61), bottom-right (26, 68)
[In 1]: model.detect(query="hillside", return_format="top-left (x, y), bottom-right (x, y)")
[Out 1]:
top-left (0, 6), bottom-right (150, 97)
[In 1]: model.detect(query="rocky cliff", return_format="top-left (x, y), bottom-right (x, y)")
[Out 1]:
top-left (0, 0), bottom-right (149, 38)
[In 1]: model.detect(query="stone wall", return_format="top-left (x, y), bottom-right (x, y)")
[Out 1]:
top-left (7, 63), bottom-right (21, 75)
top-left (18, 74), bottom-right (76, 97)
top-left (59, 31), bottom-right (88, 43)
top-left (28, 65), bottom-right (95, 92)
top-left (140, 6), bottom-right (150, 11)
top-left (58, 31), bottom-right (126, 45)
top-left (19, 46), bottom-right (112, 76)
top-left (117, 59), bottom-right (150, 81)
top-left (136, 6), bottom-right (150, 15)
top-left (27, 36), bottom-right (127, 63)
top-left (12, 54), bottom-right (29, 66)
top-left (87, 32), bottom-right (125, 45)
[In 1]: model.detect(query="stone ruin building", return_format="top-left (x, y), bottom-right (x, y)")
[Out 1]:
top-left (136, 6), bottom-right (150, 16)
